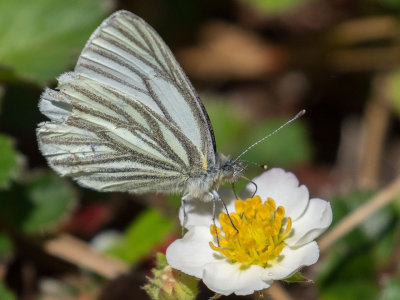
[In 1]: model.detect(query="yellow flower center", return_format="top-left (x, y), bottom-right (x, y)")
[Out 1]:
top-left (209, 196), bottom-right (292, 268)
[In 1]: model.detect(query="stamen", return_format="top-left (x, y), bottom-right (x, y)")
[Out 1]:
top-left (209, 196), bottom-right (292, 267)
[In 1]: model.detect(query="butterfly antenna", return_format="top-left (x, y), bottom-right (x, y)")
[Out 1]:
top-left (239, 159), bottom-right (263, 168)
top-left (233, 109), bottom-right (306, 162)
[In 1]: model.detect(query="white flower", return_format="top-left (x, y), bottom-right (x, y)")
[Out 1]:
top-left (166, 168), bottom-right (332, 296)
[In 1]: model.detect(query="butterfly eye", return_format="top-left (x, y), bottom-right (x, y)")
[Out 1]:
top-left (222, 163), bottom-right (233, 172)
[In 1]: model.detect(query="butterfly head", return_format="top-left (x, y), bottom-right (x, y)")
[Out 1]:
top-left (216, 153), bottom-right (245, 185)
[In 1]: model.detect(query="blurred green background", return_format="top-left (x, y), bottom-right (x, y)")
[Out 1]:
top-left (1, 0), bottom-right (400, 299)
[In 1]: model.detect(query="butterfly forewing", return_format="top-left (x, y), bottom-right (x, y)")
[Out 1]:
top-left (37, 13), bottom-right (217, 195)
top-left (75, 10), bottom-right (216, 164)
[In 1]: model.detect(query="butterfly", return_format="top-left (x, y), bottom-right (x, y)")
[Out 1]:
top-left (37, 10), bottom-right (245, 203)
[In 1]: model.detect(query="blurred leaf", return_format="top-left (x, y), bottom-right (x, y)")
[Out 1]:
top-left (167, 194), bottom-right (183, 212)
top-left (379, 0), bottom-right (400, 9)
top-left (320, 280), bottom-right (379, 300)
top-left (330, 190), bottom-right (374, 224)
top-left (0, 281), bottom-right (16, 300)
top-left (205, 99), bottom-right (312, 168)
top-left (317, 189), bottom-right (399, 297)
top-left (316, 218), bottom-right (394, 290)
top-left (392, 194), bottom-right (400, 213)
top-left (0, 172), bottom-right (76, 234)
top-left (0, 233), bottom-right (13, 259)
top-left (0, 0), bottom-right (110, 83)
top-left (241, 0), bottom-right (309, 14)
top-left (109, 209), bottom-right (174, 265)
top-left (0, 134), bottom-right (19, 189)
top-left (373, 219), bottom-right (399, 267)
top-left (379, 279), bottom-right (400, 300)
top-left (245, 118), bottom-right (312, 168)
top-left (330, 190), bottom-right (393, 241)
top-left (317, 247), bottom-right (376, 287)
top-left (284, 272), bottom-right (312, 283)
top-left (204, 100), bottom-right (248, 155)
top-left (23, 172), bottom-right (77, 233)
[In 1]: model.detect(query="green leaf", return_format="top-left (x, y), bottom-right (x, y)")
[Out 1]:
top-left (0, 171), bottom-right (77, 234)
top-left (0, 134), bottom-right (19, 189)
top-left (109, 209), bottom-right (174, 265)
top-left (0, 281), bottom-right (16, 300)
top-left (0, 0), bottom-right (110, 83)
top-left (283, 272), bottom-right (312, 283)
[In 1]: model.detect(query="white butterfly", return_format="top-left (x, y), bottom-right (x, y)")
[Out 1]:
top-left (37, 10), bottom-right (245, 203)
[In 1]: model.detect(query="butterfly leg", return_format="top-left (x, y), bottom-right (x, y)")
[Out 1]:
top-left (211, 193), bottom-right (220, 246)
top-left (231, 182), bottom-right (239, 200)
top-left (211, 190), bottom-right (238, 233)
top-left (181, 198), bottom-right (188, 220)
top-left (181, 195), bottom-right (189, 236)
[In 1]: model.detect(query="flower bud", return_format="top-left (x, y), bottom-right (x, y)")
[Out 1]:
top-left (144, 253), bottom-right (198, 300)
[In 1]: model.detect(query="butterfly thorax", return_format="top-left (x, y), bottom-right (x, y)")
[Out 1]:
top-left (184, 153), bottom-right (244, 202)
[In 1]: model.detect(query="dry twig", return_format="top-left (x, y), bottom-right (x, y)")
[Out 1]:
top-left (43, 233), bottom-right (129, 279)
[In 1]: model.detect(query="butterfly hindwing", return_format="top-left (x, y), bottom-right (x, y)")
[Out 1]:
top-left (38, 74), bottom-right (203, 193)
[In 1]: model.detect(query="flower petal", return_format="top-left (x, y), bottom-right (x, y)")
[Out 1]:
top-left (203, 262), bottom-right (272, 296)
top-left (166, 227), bottom-right (219, 278)
top-left (286, 198), bottom-right (332, 247)
top-left (178, 200), bottom-right (212, 229)
top-left (261, 241), bottom-right (319, 281)
top-left (241, 168), bottom-right (309, 220)
top-left (179, 187), bottom-right (236, 228)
